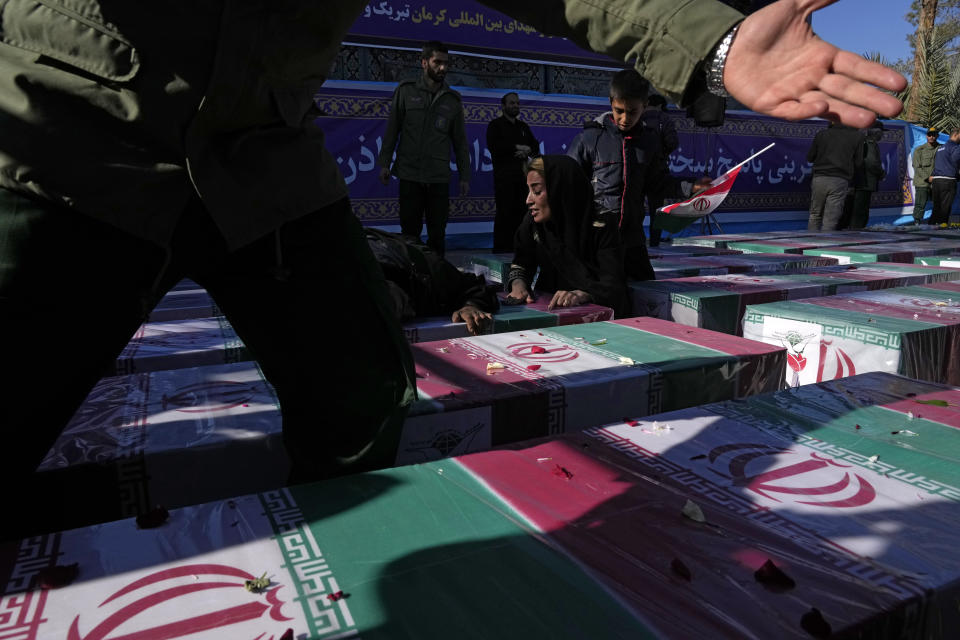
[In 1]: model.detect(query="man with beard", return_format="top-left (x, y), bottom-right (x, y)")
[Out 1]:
top-left (379, 41), bottom-right (471, 257)
top-left (486, 92), bottom-right (540, 252)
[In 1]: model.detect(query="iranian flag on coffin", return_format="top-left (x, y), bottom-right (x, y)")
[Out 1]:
top-left (679, 252), bottom-right (840, 273)
top-left (726, 232), bottom-right (923, 255)
top-left (0, 478), bottom-right (655, 639)
top-left (653, 166), bottom-right (741, 233)
top-left (148, 286), bottom-right (221, 322)
top-left (645, 245), bottom-right (742, 258)
top-left (671, 230), bottom-right (797, 248)
top-left (803, 262), bottom-right (960, 290)
top-left (568, 372), bottom-right (960, 637)
top-left (743, 283), bottom-right (960, 387)
top-left (804, 239), bottom-right (960, 265)
top-left (37, 362), bottom-right (287, 528)
top-left (445, 251), bottom-right (514, 283)
top-left (911, 227), bottom-right (960, 239)
top-left (628, 273), bottom-right (866, 336)
top-left (404, 317), bottom-right (785, 465)
top-left (10, 373), bottom-right (960, 639)
top-left (647, 257), bottom-right (729, 278)
top-left (915, 253), bottom-right (960, 268)
top-left (114, 317), bottom-right (249, 375)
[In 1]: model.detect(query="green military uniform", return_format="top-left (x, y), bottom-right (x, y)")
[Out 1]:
top-left (0, 0), bottom-right (742, 540)
top-left (380, 76), bottom-right (471, 184)
top-left (379, 75), bottom-right (471, 256)
top-left (913, 140), bottom-right (940, 223)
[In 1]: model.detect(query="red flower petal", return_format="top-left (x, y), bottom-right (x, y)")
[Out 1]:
top-left (527, 364), bottom-right (541, 371)
top-left (552, 465), bottom-right (574, 480)
top-left (327, 590), bottom-right (346, 601)
top-left (624, 418), bottom-right (640, 426)
top-left (279, 629), bottom-right (294, 640)
top-left (38, 563), bottom-right (79, 589)
top-left (530, 346), bottom-right (547, 354)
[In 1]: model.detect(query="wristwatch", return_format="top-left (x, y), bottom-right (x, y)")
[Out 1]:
top-left (705, 22), bottom-right (742, 97)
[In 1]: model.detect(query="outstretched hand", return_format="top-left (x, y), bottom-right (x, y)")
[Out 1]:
top-left (724, 0), bottom-right (907, 128)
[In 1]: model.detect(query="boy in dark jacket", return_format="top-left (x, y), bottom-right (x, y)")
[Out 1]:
top-left (568, 70), bottom-right (689, 281)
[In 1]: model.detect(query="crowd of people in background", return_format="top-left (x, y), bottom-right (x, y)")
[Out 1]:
top-left (377, 45), bottom-right (713, 317)
top-left (377, 39), bottom-right (951, 322)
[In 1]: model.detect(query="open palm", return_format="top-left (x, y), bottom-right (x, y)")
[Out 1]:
top-left (725, 0), bottom-right (907, 127)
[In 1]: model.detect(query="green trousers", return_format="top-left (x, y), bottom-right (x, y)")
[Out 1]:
top-left (913, 186), bottom-right (930, 223)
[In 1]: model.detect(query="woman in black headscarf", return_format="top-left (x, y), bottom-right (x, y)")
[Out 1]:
top-left (505, 155), bottom-right (629, 317)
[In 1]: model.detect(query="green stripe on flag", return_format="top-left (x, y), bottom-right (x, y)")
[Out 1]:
top-left (744, 300), bottom-right (939, 340)
top-left (717, 399), bottom-right (960, 500)
top-left (543, 322), bottom-right (743, 408)
top-left (492, 306), bottom-right (559, 332)
top-left (280, 463), bottom-right (653, 638)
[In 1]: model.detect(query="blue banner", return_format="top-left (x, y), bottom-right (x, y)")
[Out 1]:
top-left (313, 82), bottom-right (910, 224)
top-left (346, 0), bottom-right (616, 66)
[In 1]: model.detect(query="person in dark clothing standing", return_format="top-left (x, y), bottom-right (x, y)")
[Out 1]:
top-left (850, 123), bottom-right (885, 229)
top-left (912, 128), bottom-right (940, 224)
top-left (930, 128), bottom-right (960, 224)
top-left (487, 92), bottom-right (540, 252)
top-left (567, 70), bottom-right (664, 281)
top-left (806, 122), bottom-right (862, 231)
top-left (505, 156), bottom-right (629, 317)
top-left (378, 41), bottom-right (471, 257)
top-left (640, 95), bottom-right (679, 247)
top-left (568, 71), bottom-right (704, 281)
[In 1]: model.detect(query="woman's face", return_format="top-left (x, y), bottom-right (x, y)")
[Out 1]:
top-left (526, 171), bottom-right (551, 223)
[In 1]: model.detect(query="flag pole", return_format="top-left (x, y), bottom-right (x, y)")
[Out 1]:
top-left (716, 142), bottom-right (775, 180)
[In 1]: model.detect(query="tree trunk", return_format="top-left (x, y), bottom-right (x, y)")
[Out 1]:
top-left (908, 0), bottom-right (939, 122)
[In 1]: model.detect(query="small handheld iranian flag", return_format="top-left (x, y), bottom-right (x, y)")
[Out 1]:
top-left (653, 143), bottom-right (775, 233)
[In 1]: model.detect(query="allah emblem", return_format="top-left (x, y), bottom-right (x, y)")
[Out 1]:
top-left (508, 342), bottom-right (579, 362)
top-left (67, 564), bottom-right (292, 640)
top-left (161, 381), bottom-right (258, 413)
top-left (708, 443), bottom-right (877, 509)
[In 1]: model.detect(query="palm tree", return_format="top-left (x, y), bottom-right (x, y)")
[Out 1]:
top-left (869, 29), bottom-right (960, 131)
top-left (907, 29), bottom-right (960, 130)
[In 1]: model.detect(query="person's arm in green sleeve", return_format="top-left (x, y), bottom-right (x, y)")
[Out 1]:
top-left (477, 0), bottom-right (905, 128)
